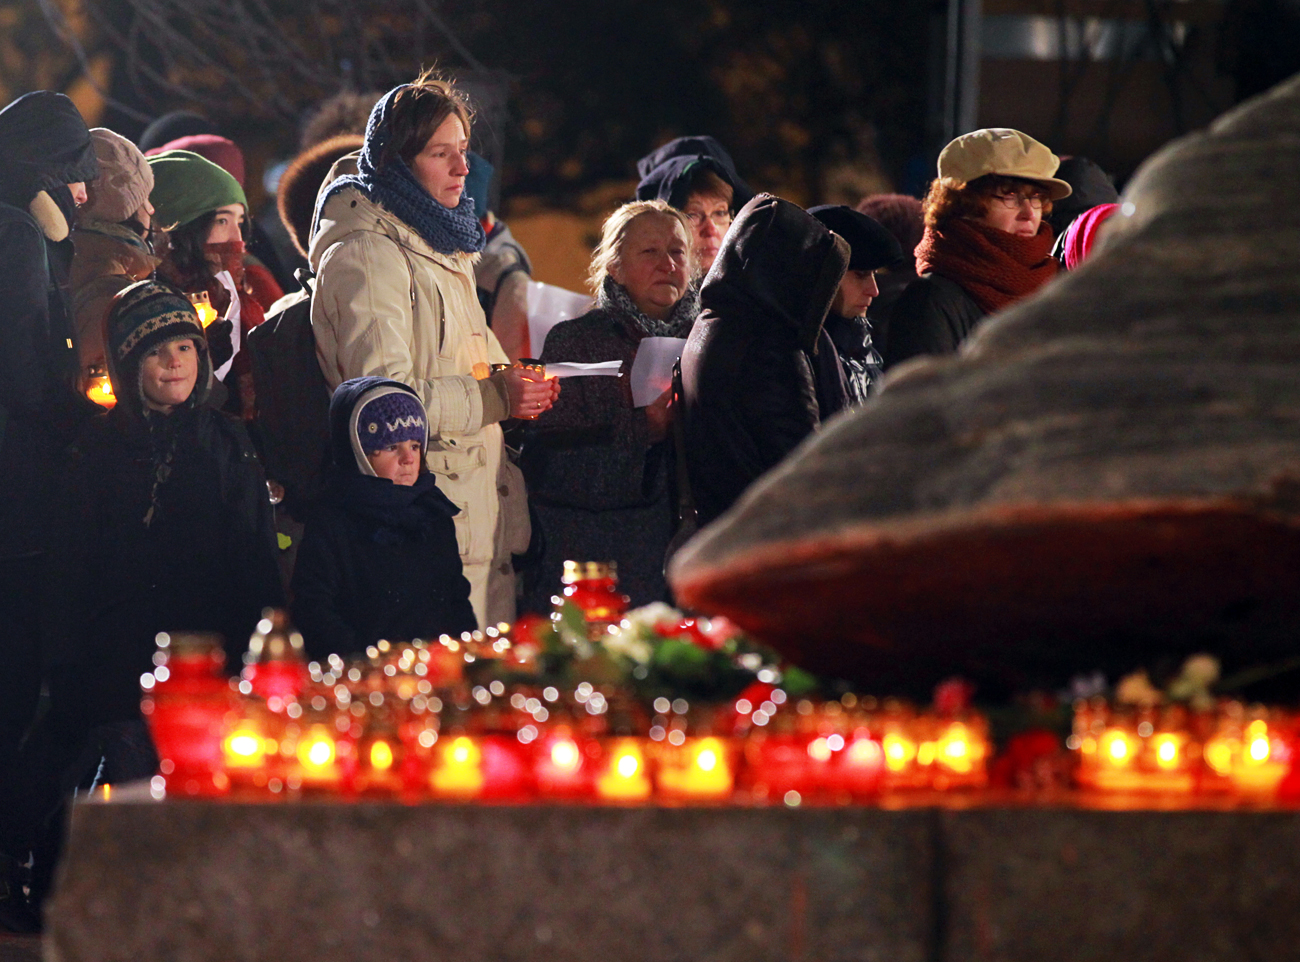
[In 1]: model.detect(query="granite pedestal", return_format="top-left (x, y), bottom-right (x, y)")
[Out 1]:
top-left (44, 793), bottom-right (1300, 961)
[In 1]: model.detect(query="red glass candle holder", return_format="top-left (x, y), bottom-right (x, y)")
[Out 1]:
top-left (241, 608), bottom-right (309, 701)
top-left (140, 631), bottom-right (233, 797)
top-left (535, 725), bottom-right (598, 800)
top-left (560, 560), bottom-right (628, 640)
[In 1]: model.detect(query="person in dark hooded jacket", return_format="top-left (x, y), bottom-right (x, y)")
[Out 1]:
top-left (44, 279), bottom-right (283, 774)
top-left (291, 377), bottom-right (476, 661)
top-left (807, 204), bottom-right (905, 412)
top-left (680, 194), bottom-right (849, 527)
top-left (0, 93), bottom-right (101, 889)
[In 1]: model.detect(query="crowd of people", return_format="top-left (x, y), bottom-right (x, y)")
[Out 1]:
top-left (0, 73), bottom-right (1122, 928)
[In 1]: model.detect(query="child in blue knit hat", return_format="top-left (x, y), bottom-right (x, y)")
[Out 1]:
top-left (290, 376), bottom-right (476, 660)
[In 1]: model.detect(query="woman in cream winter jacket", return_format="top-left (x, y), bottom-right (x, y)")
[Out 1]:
top-left (309, 73), bottom-right (557, 626)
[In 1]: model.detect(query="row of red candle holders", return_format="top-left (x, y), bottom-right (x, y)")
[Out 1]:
top-left (1071, 698), bottom-right (1298, 796)
top-left (140, 629), bottom-right (990, 804)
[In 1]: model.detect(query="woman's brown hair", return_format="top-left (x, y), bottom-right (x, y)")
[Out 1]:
top-left (383, 68), bottom-right (473, 170)
top-left (921, 174), bottom-right (1054, 230)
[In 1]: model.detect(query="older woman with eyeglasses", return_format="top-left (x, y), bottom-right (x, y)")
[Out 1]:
top-left (883, 128), bottom-right (1071, 368)
top-left (635, 135), bottom-right (752, 276)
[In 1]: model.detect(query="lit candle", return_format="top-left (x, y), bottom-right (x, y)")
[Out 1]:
top-left (536, 729), bottom-right (594, 799)
top-left (931, 720), bottom-right (989, 789)
top-left (188, 290), bottom-right (218, 328)
top-left (294, 724), bottom-right (340, 792)
top-left (1231, 719), bottom-right (1288, 794)
top-left (657, 736), bottom-right (733, 800)
top-left (834, 731), bottom-right (884, 798)
top-left (355, 732), bottom-right (403, 796)
top-left (596, 738), bottom-right (652, 802)
top-left (430, 735), bottom-right (485, 798)
top-left (85, 369), bottom-right (116, 409)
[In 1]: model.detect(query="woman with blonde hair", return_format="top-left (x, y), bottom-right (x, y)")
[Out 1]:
top-left (521, 200), bottom-right (697, 611)
top-left (309, 70), bottom-right (557, 627)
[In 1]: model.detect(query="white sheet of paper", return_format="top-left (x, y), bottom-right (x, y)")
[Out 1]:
top-left (544, 360), bottom-right (623, 379)
top-left (212, 270), bottom-right (242, 383)
top-left (629, 337), bottom-right (686, 407)
top-left (525, 281), bottom-right (593, 357)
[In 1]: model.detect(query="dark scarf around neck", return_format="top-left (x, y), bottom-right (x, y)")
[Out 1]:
top-left (915, 218), bottom-right (1057, 315)
top-left (597, 276), bottom-right (700, 339)
top-left (328, 471), bottom-right (458, 546)
top-left (313, 86), bottom-right (486, 257)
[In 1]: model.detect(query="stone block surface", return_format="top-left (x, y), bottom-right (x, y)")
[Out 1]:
top-left (46, 802), bottom-right (934, 962)
top-left (940, 806), bottom-right (1300, 962)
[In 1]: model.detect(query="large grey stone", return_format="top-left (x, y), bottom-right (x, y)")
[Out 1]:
top-left (668, 72), bottom-right (1300, 687)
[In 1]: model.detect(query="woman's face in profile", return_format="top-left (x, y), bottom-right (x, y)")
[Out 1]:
top-left (411, 114), bottom-right (470, 208)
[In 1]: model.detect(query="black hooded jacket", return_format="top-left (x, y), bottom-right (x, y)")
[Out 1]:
top-left (680, 194), bottom-right (849, 527)
top-left (0, 92), bottom-right (102, 560)
top-left (44, 324), bottom-right (283, 730)
top-left (290, 377), bottom-right (476, 660)
top-left (635, 135), bottom-right (754, 210)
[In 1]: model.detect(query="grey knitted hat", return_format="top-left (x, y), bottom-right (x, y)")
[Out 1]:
top-left (83, 127), bottom-right (154, 223)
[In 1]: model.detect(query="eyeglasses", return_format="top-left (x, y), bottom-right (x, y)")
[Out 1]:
top-left (683, 209), bottom-right (733, 229)
top-left (991, 191), bottom-right (1047, 210)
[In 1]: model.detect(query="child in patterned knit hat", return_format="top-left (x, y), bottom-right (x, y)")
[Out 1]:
top-left (291, 376), bottom-right (476, 661)
top-left (43, 278), bottom-right (283, 785)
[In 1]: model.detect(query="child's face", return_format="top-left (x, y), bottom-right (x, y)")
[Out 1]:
top-left (366, 439), bottom-right (422, 486)
top-left (140, 339), bottom-right (199, 413)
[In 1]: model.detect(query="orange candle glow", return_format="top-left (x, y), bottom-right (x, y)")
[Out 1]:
top-left (657, 736), bottom-right (733, 800)
top-left (430, 735), bottom-right (485, 798)
top-left (85, 370), bottom-right (116, 409)
top-left (1231, 720), bottom-right (1287, 794)
top-left (294, 724), bottom-right (340, 790)
top-left (188, 291), bottom-right (218, 328)
top-left (224, 723), bottom-right (268, 770)
top-left (596, 738), bottom-right (652, 801)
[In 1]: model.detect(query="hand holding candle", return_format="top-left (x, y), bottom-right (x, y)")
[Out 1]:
top-left (501, 362), bottom-right (560, 419)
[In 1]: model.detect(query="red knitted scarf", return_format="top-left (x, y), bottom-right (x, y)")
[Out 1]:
top-left (914, 218), bottom-right (1057, 314)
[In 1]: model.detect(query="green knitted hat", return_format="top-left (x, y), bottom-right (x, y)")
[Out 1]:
top-left (147, 148), bottom-right (247, 230)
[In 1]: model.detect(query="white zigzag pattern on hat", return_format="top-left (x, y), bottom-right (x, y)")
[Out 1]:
top-left (384, 415), bottom-right (425, 431)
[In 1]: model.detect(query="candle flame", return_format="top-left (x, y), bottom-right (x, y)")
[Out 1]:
top-left (883, 733), bottom-right (916, 772)
top-left (550, 738), bottom-right (581, 773)
top-left (616, 752), bottom-right (639, 778)
top-left (807, 737), bottom-right (833, 762)
top-left (845, 737), bottom-right (882, 768)
top-left (228, 732), bottom-right (261, 757)
top-left (1154, 735), bottom-right (1180, 770)
top-left (370, 740), bottom-right (394, 771)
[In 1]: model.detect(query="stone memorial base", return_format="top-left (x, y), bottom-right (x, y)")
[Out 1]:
top-left (45, 792), bottom-right (1300, 961)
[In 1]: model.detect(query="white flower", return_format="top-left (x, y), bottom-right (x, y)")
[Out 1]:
top-left (623, 602), bottom-right (682, 632)
top-left (601, 628), bottom-right (653, 666)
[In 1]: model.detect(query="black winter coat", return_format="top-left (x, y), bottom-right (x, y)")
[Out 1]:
top-left (881, 273), bottom-right (985, 369)
top-left (681, 194), bottom-right (849, 527)
top-left (0, 202), bottom-right (99, 560)
top-left (290, 375), bottom-right (476, 660)
top-left (291, 482), bottom-right (477, 660)
top-left (45, 406), bottom-right (284, 728)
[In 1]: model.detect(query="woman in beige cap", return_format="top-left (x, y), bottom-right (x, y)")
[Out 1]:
top-left (883, 128), bottom-right (1071, 368)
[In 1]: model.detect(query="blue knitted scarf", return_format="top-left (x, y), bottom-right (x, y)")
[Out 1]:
top-left (313, 85), bottom-right (486, 256)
